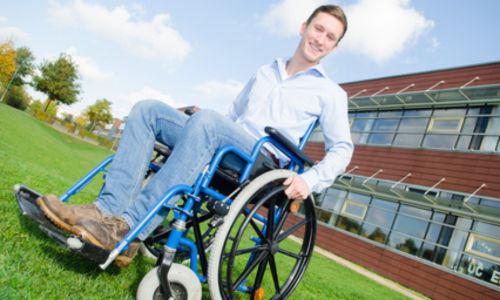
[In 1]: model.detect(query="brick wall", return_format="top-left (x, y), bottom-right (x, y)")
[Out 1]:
top-left (286, 213), bottom-right (500, 299)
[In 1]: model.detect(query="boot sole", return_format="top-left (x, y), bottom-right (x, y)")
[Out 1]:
top-left (73, 225), bottom-right (134, 268)
top-left (36, 197), bottom-right (79, 235)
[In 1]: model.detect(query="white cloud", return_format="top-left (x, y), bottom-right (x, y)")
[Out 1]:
top-left (257, 0), bottom-right (434, 63)
top-left (113, 86), bottom-right (181, 118)
top-left (342, 0), bottom-right (435, 63)
top-left (0, 16), bottom-right (29, 42)
top-left (49, 0), bottom-right (191, 67)
top-left (66, 47), bottom-right (113, 81)
top-left (195, 79), bottom-right (244, 113)
top-left (258, 0), bottom-right (328, 37)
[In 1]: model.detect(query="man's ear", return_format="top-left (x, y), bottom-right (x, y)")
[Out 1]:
top-left (300, 22), bottom-right (307, 36)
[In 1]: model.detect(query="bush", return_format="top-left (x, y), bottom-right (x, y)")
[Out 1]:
top-left (3, 85), bottom-right (30, 110)
top-left (30, 99), bottom-right (58, 123)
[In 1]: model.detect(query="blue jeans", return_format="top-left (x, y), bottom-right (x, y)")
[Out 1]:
top-left (95, 100), bottom-right (257, 240)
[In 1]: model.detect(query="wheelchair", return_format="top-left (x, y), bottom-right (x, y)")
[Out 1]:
top-left (14, 117), bottom-right (319, 300)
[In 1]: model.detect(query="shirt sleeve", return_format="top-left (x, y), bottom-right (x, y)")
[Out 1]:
top-left (299, 88), bottom-right (354, 194)
top-left (226, 76), bottom-right (256, 121)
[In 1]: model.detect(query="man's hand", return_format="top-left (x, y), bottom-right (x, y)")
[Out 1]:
top-left (283, 176), bottom-right (310, 200)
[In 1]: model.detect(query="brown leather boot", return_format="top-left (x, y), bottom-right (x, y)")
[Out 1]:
top-left (37, 195), bottom-right (105, 235)
top-left (73, 216), bottom-right (139, 267)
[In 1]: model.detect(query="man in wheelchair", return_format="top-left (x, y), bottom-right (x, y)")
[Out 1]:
top-left (31, 4), bottom-right (353, 297)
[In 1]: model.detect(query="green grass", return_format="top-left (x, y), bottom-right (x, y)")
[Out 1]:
top-left (0, 103), bottom-right (409, 299)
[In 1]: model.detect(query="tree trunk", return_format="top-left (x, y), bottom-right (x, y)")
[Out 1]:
top-left (43, 99), bottom-right (53, 112)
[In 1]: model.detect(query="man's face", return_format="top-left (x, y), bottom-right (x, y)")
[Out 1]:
top-left (298, 12), bottom-right (344, 64)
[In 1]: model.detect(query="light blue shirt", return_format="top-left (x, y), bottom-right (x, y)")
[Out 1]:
top-left (227, 58), bottom-right (353, 193)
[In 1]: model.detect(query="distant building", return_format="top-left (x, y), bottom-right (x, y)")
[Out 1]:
top-left (303, 62), bottom-right (500, 299)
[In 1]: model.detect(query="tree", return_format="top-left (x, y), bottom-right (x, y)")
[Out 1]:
top-left (32, 53), bottom-right (80, 111)
top-left (4, 85), bottom-right (30, 110)
top-left (0, 41), bottom-right (16, 88)
top-left (83, 98), bottom-right (113, 131)
top-left (12, 46), bottom-right (35, 86)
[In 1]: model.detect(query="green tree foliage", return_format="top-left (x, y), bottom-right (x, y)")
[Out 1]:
top-left (4, 85), bottom-right (30, 110)
top-left (30, 99), bottom-right (43, 112)
top-left (0, 41), bottom-right (16, 87)
top-left (30, 99), bottom-right (58, 122)
top-left (12, 46), bottom-right (35, 86)
top-left (32, 53), bottom-right (80, 111)
top-left (83, 98), bottom-right (113, 131)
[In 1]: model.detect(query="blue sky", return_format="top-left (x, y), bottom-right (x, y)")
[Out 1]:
top-left (1, 0), bottom-right (499, 118)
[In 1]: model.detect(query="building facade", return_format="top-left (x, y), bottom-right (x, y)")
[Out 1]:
top-left (303, 62), bottom-right (500, 299)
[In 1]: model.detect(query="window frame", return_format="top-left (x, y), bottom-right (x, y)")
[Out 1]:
top-left (340, 200), bottom-right (368, 220)
top-left (465, 233), bottom-right (500, 263)
top-left (427, 116), bottom-right (464, 133)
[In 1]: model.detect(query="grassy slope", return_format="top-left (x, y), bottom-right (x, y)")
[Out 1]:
top-left (0, 103), bottom-right (408, 299)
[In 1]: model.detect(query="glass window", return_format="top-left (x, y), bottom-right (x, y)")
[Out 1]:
top-left (347, 192), bottom-right (371, 204)
top-left (371, 198), bottom-right (398, 211)
top-left (420, 242), bottom-right (441, 262)
top-left (432, 108), bottom-right (467, 117)
top-left (316, 208), bottom-right (333, 224)
top-left (465, 233), bottom-right (500, 263)
top-left (447, 218), bottom-right (472, 251)
top-left (351, 112), bottom-right (376, 144)
top-left (389, 232), bottom-right (422, 255)
top-left (364, 206), bottom-right (396, 229)
top-left (319, 188), bottom-right (346, 212)
top-left (480, 106), bottom-right (500, 151)
top-left (367, 111), bottom-right (401, 145)
top-left (393, 205), bottom-right (431, 239)
top-left (336, 216), bottom-right (361, 234)
top-left (474, 221), bottom-right (500, 239)
top-left (427, 117), bottom-right (464, 132)
top-left (361, 223), bottom-right (388, 244)
top-left (341, 200), bottom-right (368, 220)
top-left (458, 254), bottom-right (500, 284)
top-left (422, 134), bottom-right (458, 149)
top-left (393, 110), bottom-right (430, 147)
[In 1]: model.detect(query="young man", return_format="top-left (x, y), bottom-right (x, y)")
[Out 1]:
top-left (37, 5), bottom-right (353, 267)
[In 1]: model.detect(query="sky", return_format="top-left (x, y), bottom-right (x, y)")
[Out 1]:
top-left (1, 0), bottom-right (499, 119)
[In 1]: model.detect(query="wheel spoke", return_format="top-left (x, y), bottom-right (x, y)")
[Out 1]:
top-left (249, 218), bottom-right (266, 241)
top-left (266, 199), bottom-right (276, 240)
top-left (243, 208), bottom-right (267, 242)
top-left (277, 247), bottom-right (303, 260)
top-left (268, 254), bottom-right (281, 293)
top-left (234, 244), bottom-right (267, 257)
top-left (276, 219), bottom-right (308, 243)
top-left (273, 205), bottom-right (290, 240)
top-left (230, 250), bottom-right (267, 291)
top-left (252, 255), bottom-right (269, 296)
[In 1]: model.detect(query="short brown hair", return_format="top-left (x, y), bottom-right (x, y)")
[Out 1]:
top-left (306, 5), bottom-right (348, 42)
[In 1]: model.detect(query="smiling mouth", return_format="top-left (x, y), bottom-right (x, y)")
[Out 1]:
top-left (308, 42), bottom-right (322, 54)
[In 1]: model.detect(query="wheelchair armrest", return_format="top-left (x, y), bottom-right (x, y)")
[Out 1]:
top-left (264, 127), bottom-right (315, 166)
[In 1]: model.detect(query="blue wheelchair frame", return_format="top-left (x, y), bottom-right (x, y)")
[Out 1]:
top-left (25, 120), bottom-right (318, 292)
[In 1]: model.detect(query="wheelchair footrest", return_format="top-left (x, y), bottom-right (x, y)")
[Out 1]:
top-left (14, 184), bottom-right (110, 264)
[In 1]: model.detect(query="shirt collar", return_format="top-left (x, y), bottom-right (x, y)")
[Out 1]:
top-left (275, 57), bottom-right (328, 80)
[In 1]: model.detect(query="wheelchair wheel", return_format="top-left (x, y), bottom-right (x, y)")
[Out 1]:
top-left (136, 264), bottom-right (202, 300)
top-left (208, 169), bottom-right (316, 300)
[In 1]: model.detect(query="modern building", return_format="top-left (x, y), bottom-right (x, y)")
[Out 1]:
top-left (302, 62), bottom-right (500, 299)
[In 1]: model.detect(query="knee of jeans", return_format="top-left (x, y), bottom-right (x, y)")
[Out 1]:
top-left (186, 109), bottom-right (221, 132)
top-left (130, 99), bottom-right (165, 116)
